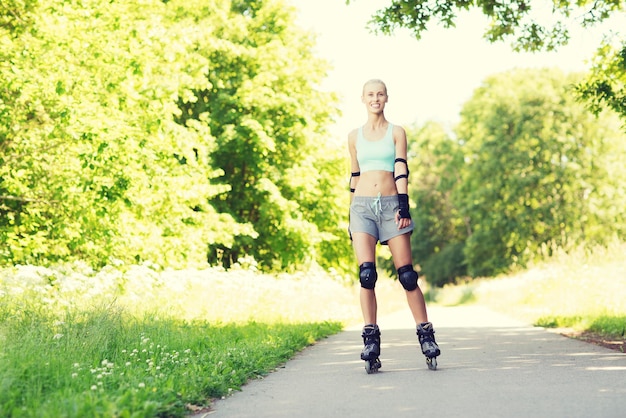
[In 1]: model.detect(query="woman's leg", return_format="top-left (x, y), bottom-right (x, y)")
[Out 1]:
top-left (352, 232), bottom-right (378, 325)
top-left (387, 233), bottom-right (428, 324)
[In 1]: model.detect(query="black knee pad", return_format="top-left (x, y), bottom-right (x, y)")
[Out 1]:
top-left (398, 265), bottom-right (419, 291)
top-left (359, 262), bottom-right (378, 289)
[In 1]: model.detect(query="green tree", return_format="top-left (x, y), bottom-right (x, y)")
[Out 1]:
top-left (353, 0), bottom-right (624, 51)
top-left (576, 40), bottom-right (626, 120)
top-left (0, 0), bottom-right (353, 272)
top-left (456, 68), bottom-right (626, 277)
top-left (0, 0), bottom-right (250, 267)
top-left (175, 0), bottom-right (352, 272)
top-left (404, 122), bottom-right (467, 286)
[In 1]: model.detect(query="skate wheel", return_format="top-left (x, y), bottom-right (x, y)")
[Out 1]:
top-left (365, 358), bottom-right (381, 374)
top-left (426, 357), bottom-right (437, 370)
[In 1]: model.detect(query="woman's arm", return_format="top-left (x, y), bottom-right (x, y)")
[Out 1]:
top-left (393, 125), bottom-right (409, 195)
top-left (393, 125), bottom-right (412, 227)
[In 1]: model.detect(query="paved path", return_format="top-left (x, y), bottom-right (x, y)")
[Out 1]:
top-left (191, 305), bottom-right (626, 418)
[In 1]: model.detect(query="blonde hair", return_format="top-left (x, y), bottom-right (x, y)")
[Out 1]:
top-left (362, 79), bottom-right (387, 94)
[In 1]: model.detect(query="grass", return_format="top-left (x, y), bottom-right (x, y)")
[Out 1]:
top-left (426, 240), bottom-right (626, 346)
top-left (2, 241), bottom-right (623, 416)
top-left (0, 263), bottom-right (354, 417)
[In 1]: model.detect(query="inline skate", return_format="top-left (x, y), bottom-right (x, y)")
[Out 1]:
top-left (361, 324), bottom-right (381, 374)
top-left (417, 322), bottom-right (440, 370)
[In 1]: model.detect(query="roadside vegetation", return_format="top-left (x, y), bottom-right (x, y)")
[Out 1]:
top-left (426, 240), bottom-right (626, 351)
top-left (0, 263), bottom-right (357, 417)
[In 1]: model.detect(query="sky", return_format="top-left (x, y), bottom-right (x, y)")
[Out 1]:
top-left (288, 0), bottom-right (626, 140)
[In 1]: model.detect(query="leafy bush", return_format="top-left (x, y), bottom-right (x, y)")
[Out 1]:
top-left (422, 242), bottom-right (467, 287)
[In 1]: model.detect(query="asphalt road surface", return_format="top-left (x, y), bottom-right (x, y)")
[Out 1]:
top-left (191, 305), bottom-right (626, 418)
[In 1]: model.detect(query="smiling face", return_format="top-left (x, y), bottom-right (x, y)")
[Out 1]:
top-left (361, 79), bottom-right (388, 113)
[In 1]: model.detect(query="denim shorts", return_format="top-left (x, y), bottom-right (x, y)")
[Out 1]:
top-left (350, 194), bottom-right (414, 245)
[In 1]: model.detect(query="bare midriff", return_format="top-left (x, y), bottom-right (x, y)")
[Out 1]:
top-left (354, 171), bottom-right (397, 197)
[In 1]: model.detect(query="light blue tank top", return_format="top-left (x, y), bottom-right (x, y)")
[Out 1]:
top-left (356, 123), bottom-right (395, 172)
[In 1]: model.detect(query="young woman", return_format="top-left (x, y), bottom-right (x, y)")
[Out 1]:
top-left (348, 79), bottom-right (440, 372)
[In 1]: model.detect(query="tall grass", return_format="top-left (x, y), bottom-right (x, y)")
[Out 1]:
top-left (0, 263), bottom-right (352, 417)
top-left (428, 240), bottom-right (626, 340)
